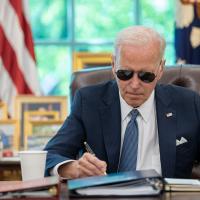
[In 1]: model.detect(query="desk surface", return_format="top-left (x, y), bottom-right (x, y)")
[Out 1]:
top-left (69, 192), bottom-right (200, 200)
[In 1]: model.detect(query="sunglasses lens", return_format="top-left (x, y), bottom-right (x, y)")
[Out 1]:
top-left (116, 70), bottom-right (156, 83)
top-left (139, 72), bottom-right (156, 83)
top-left (116, 70), bottom-right (133, 80)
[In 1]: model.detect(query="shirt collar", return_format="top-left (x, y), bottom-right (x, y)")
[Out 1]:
top-left (120, 90), bottom-right (155, 122)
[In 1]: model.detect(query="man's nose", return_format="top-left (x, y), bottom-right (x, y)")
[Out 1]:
top-left (130, 73), bottom-right (140, 88)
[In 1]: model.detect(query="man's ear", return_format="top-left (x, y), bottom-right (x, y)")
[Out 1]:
top-left (111, 55), bottom-right (116, 76)
top-left (160, 59), bottom-right (165, 72)
top-left (157, 59), bottom-right (165, 80)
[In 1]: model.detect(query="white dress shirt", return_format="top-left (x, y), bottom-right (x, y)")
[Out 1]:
top-left (119, 90), bottom-right (161, 174)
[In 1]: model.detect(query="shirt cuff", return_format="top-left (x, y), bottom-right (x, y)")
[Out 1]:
top-left (51, 159), bottom-right (75, 180)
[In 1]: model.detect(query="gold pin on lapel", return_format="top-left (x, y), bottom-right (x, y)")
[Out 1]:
top-left (166, 112), bottom-right (173, 117)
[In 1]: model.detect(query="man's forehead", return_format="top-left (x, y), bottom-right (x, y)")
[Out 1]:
top-left (119, 43), bottom-right (161, 60)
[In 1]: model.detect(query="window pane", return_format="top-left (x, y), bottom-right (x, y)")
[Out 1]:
top-left (140, 0), bottom-right (175, 42)
top-left (29, 0), bottom-right (68, 40)
top-left (75, 0), bottom-right (133, 41)
top-left (165, 44), bottom-right (175, 65)
top-left (35, 46), bottom-right (71, 96)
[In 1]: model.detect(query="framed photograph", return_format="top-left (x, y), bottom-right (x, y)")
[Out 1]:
top-left (0, 102), bottom-right (8, 120)
top-left (0, 120), bottom-right (18, 150)
top-left (24, 120), bottom-right (63, 150)
top-left (14, 95), bottom-right (67, 148)
top-left (73, 52), bottom-right (112, 71)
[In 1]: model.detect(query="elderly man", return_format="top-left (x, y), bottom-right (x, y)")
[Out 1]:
top-left (44, 26), bottom-right (200, 179)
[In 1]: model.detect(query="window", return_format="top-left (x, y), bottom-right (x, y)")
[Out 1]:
top-left (29, 0), bottom-right (175, 96)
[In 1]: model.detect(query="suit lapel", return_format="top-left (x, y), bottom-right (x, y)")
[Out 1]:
top-left (99, 81), bottom-right (121, 173)
top-left (155, 85), bottom-right (177, 177)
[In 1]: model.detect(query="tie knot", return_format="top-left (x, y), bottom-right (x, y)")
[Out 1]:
top-left (130, 109), bottom-right (139, 120)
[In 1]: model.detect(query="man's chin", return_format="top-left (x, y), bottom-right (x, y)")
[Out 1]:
top-left (122, 94), bottom-right (145, 107)
top-left (126, 99), bottom-right (143, 108)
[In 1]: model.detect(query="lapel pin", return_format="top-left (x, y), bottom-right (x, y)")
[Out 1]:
top-left (166, 112), bottom-right (173, 117)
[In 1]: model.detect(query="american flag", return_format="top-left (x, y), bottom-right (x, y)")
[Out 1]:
top-left (0, 0), bottom-right (40, 116)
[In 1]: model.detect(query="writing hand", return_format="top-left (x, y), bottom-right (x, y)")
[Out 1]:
top-left (58, 153), bottom-right (107, 179)
top-left (78, 152), bottom-right (107, 177)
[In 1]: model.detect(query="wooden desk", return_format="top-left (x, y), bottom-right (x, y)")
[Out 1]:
top-left (69, 192), bottom-right (200, 200)
top-left (0, 157), bottom-right (21, 180)
top-left (162, 192), bottom-right (200, 200)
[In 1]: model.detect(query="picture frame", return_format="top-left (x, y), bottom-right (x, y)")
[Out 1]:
top-left (14, 95), bottom-right (67, 149)
top-left (73, 52), bottom-right (112, 71)
top-left (24, 110), bottom-right (60, 139)
top-left (24, 120), bottom-right (64, 150)
top-left (0, 102), bottom-right (8, 120)
top-left (0, 119), bottom-right (18, 150)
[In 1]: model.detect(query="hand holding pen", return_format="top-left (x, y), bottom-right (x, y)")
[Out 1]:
top-left (57, 142), bottom-right (107, 179)
top-left (84, 141), bottom-right (107, 175)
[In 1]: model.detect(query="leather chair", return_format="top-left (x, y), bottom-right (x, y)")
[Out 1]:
top-left (70, 64), bottom-right (200, 178)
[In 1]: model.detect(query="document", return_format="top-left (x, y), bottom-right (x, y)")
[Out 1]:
top-left (164, 178), bottom-right (200, 192)
top-left (68, 169), bottom-right (163, 197)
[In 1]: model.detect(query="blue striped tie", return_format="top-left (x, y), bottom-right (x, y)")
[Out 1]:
top-left (118, 109), bottom-right (139, 172)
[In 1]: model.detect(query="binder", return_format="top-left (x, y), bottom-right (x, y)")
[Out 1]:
top-left (68, 169), bottom-right (164, 197)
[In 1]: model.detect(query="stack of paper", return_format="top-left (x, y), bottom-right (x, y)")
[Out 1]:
top-left (164, 178), bottom-right (200, 192)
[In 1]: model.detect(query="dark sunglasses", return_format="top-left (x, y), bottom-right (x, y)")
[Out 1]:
top-left (115, 69), bottom-right (156, 83)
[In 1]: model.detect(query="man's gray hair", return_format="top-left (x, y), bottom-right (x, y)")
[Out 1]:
top-left (114, 26), bottom-right (166, 60)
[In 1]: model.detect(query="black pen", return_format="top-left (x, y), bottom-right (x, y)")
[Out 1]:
top-left (84, 141), bottom-right (107, 175)
top-left (84, 141), bottom-right (95, 155)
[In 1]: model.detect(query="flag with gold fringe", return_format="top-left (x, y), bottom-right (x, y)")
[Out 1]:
top-left (175, 0), bottom-right (200, 64)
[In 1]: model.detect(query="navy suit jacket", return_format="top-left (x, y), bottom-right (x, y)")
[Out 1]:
top-left (44, 81), bottom-right (200, 178)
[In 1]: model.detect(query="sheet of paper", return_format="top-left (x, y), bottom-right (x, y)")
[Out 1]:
top-left (165, 178), bottom-right (200, 185)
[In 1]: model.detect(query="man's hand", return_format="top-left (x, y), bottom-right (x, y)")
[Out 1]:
top-left (58, 153), bottom-right (107, 179)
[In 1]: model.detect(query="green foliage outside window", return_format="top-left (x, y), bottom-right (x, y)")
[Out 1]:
top-left (75, 0), bottom-right (133, 41)
top-left (29, 0), bottom-right (67, 40)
